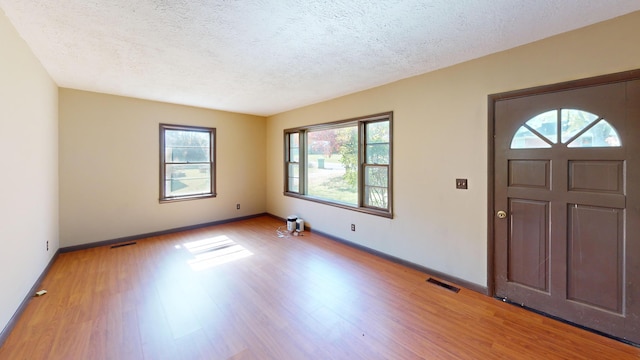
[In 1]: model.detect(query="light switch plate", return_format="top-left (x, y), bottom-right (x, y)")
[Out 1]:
top-left (456, 178), bottom-right (468, 189)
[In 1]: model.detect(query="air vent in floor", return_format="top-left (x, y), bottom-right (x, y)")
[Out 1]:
top-left (110, 242), bottom-right (137, 249)
top-left (426, 277), bottom-right (460, 293)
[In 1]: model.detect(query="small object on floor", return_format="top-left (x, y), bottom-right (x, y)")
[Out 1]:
top-left (35, 290), bottom-right (47, 297)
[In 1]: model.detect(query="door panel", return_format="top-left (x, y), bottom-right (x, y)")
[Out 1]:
top-left (508, 160), bottom-right (550, 189)
top-left (493, 79), bottom-right (640, 343)
top-left (508, 199), bottom-right (549, 292)
top-left (567, 205), bottom-right (623, 313)
top-left (568, 160), bottom-right (624, 193)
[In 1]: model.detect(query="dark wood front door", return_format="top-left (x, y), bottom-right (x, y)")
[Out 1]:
top-left (493, 76), bottom-right (640, 343)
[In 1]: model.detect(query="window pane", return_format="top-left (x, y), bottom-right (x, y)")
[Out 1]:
top-left (365, 166), bottom-right (388, 186)
top-left (165, 164), bottom-right (211, 197)
top-left (165, 130), bottom-right (210, 162)
top-left (365, 166), bottom-right (388, 209)
top-left (561, 109), bottom-right (598, 143)
top-left (567, 120), bottom-right (621, 148)
top-left (289, 133), bottom-right (299, 162)
top-left (290, 148), bottom-right (299, 163)
top-left (288, 163), bottom-right (299, 192)
top-left (366, 144), bottom-right (389, 164)
top-left (306, 126), bottom-right (357, 205)
top-left (288, 177), bottom-right (299, 192)
top-left (365, 186), bottom-right (388, 208)
top-left (288, 163), bottom-right (299, 177)
top-left (289, 132), bottom-right (299, 147)
top-left (366, 121), bottom-right (389, 164)
top-left (510, 126), bottom-right (552, 149)
top-left (525, 110), bottom-right (557, 144)
top-left (366, 121), bottom-right (389, 143)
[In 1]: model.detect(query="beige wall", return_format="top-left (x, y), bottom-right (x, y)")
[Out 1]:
top-left (266, 11), bottom-right (640, 287)
top-left (0, 10), bottom-right (59, 332)
top-left (59, 89), bottom-right (266, 247)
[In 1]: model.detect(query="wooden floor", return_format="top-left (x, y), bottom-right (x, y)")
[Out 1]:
top-left (1, 216), bottom-right (638, 359)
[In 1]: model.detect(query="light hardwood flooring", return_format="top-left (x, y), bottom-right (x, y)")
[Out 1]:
top-left (1, 216), bottom-right (638, 359)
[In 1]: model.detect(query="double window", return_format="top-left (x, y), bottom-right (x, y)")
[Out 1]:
top-left (285, 112), bottom-right (392, 217)
top-left (160, 124), bottom-right (216, 202)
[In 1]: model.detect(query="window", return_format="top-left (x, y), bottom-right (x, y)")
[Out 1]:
top-left (160, 124), bottom-right (215, 202)
top-left (510, 109), bottom-right (621, 149)
top-left (286, 132), bottom-right (300, 193)
top-left (284, 112), bottom-right (392, 217)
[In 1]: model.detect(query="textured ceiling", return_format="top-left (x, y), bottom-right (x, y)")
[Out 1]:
top-left (2, 1), bottom-right (640, 116)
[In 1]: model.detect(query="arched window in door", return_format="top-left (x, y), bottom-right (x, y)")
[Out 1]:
top-left (510, 109), bottom-right (621, 149)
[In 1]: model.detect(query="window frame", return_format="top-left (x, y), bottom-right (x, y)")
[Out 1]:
top-left (284, 112), bottom-right (393, 218)
top-left (159, 123), bottom-right (216, 203)
top-left (285, 132), bottom-right (302, 194)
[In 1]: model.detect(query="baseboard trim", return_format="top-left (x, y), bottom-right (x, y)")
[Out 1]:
top-left (0, 250), bottom-right (60, 348)
top-left (60, 213), bottom-right (268, 253)
top-left (308, 227), bottom-right (489, 295)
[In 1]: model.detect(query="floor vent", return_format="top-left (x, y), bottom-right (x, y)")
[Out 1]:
top-left (426, 278), bottom-right (460, 293)
top-left (110, 242), bottom-right (137, 249)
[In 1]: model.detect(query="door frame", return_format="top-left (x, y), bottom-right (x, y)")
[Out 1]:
top-left (487, 68), bottom-right (640, 296)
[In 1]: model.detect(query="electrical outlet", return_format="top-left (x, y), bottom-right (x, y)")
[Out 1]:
top-left (351, 224), bottom-right (356, 231)
top-left (46, 241), bottom-right (48, 251)
top-left (236, 203), bottom-right (240, 210)
top-left (456, 178), bottom-right (468, 189)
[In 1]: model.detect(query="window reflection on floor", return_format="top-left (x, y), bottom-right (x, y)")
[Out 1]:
top-left (177, 235), bottom-right (253, 271)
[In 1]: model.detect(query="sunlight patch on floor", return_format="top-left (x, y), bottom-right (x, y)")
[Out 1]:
top-left (180, 235), bottom-right (253, 271)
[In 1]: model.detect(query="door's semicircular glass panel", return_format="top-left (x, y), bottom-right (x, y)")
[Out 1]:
top-left (526, 110), bottom-right (558, 144)
top-left (511, 126), bottom-right (552, 149)
top-left (511, 110), bottom-right (556, 149)
top-left (510, 109), bottom-right (621, 149)
top-left (567, 119), bottom-right (621, 148)
top-left (561, 109), bottom-right (599, 143)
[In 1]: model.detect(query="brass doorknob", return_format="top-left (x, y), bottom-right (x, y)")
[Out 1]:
top-left (497, 210), bottom-right (507, 219)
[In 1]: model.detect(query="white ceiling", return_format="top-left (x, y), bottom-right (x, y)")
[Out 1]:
top-left (2, 1), bottom-right (639, 116)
